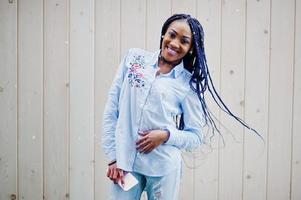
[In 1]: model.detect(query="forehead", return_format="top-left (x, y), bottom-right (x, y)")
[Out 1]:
top-left (167, 20), bottom-right (192, 36)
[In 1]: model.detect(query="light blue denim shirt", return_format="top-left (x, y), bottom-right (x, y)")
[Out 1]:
top-left (102, 48), bottom-right (204, 176)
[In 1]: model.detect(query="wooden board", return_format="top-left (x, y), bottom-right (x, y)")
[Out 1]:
top-left (69, 0), bottom-right (95, 199)
top-left (1, 1), bottom-right (299, 199)
top-left (120, 0), bottom-right (146, 54)
top-left (194, 0), bottom-right (221, 199)
top-left (0, 0), bottom-right (17, 199)
top-left (243, 0), bottom-right (270, 199)
top-left (291, 0), bottom-right (301, 199)
top-left (219, 0), bottom-right (246, 199)
top-left (18, 0), bottom-right (44, 199)
top-left (43, 0), bottom-right (69, 199)
top-left (267, 0), bottom-right (295, 199)
top-left (95, 0), bottom-right (121, 199)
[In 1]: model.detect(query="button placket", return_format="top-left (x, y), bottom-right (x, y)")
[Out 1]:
top-left (137, 68), bottom-right (159, 131)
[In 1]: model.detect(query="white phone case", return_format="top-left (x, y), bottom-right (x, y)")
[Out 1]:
top-left (118, 172), bottom-right (139, 191)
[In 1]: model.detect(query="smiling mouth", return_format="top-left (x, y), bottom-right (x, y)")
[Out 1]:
top-left (165, 46), bottom-right (179, 57)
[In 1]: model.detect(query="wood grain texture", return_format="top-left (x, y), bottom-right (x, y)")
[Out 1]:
top-left (267, 0), bottom-right (295, 199)
top-left (0, 0), bottom-right (17, 199)
top-left (243, 0), bottom-right (270, 199)
top-left (194, 0), bottom-right (221, 199)
top-left (95, 0), bottom-right (121, 199)
top-left (120, 0), bottom-right (146, 54)
top-left (18, 0), bottom-right (44, 199)
top-left (69, 0), bottom-right (95, 199)
top-left (1, 1), bottom-right (300, 199)
top-left (219, 0), bottom-right (246, 199)
top-left (43, 0), bottom-right (69, 199)
top-left (291, 0), bottom-right (301, 199)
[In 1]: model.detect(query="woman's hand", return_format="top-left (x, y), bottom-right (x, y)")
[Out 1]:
top-left (136, 129), bottom-right (169, 154)
top-left (107, 162), bottom-right (124, 185)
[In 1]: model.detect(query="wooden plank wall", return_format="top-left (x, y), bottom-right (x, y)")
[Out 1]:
top-left (18, 1), bottom-right (44, 199)
top-left (0, 1), bottom-right (17, 200)
top-left (0, 0), bottom-right (300, 200)
top-left (44, 1), bottom-right (69, 199)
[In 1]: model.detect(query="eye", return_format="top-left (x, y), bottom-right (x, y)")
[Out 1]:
top-left (168, 31), bottom-right (176, 39)
top-left (181, 38), bottom-right (190, 44)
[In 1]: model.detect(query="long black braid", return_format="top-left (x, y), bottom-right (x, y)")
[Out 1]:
top-left (160, 14), bottom-right (262, 139)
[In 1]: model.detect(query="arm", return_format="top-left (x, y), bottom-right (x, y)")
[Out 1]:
top-left (164, 90), bottom-right (204, 151)
top-left (136, 90), bottom-right (204, 153)
top-left (102, 50), bottom-right (129, 162)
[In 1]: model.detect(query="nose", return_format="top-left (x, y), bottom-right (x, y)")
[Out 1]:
top-left (169, 40), bottom-right (180, 49)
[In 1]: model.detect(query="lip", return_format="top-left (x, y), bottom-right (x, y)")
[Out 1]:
top-left (165, 46), bottom-right (179, 57)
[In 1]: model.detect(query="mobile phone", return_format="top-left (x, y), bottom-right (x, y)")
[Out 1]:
top-left (118, 172), bottom-right (139, 191)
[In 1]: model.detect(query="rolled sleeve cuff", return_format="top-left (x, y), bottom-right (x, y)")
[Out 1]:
top-left (163, 125), bottom-right (203, 150)
top-left (106, 151), bottom-right (116, 162)
top-left (163, 126), bottom-right (178, 146)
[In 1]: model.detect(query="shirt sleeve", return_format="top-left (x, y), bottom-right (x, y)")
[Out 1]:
top-left (164, 90), bottom-right (204, 151)
top-left (101, 50), bottom-right (129, 162)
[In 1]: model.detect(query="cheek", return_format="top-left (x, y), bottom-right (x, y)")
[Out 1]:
top-left (162, 39), bottom-right (169, 46)
top-left (181, 46), bottom-right (190, 55)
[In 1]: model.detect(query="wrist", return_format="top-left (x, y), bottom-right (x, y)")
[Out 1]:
top-left (162, 128), bottom-right (170, 143)
top-left (108, 160), bottom-right (116, 166)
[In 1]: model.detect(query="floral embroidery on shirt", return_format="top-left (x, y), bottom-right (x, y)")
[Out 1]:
top-left (128, 54), bottom-right (146, 88)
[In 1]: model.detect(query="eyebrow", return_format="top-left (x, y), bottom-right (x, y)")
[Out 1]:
top-left (170, 29), bottom-right (191, 39)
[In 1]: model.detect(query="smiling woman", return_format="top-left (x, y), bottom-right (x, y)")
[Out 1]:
top-left (160, 20), bottom-right (193, 67)
top-left (101, 13), bottom-right (260, 200)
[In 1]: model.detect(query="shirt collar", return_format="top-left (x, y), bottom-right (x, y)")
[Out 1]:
top-left (149, 50), bottom-right (185, 79)
top-left (170, 61), bottom-right (184, 78)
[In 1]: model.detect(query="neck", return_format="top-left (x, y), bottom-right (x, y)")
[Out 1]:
top-left (158, 53), bottom-right (181, 68)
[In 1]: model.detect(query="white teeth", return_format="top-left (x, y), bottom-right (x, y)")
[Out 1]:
top-left (167, 47), bottom-right (177, 56)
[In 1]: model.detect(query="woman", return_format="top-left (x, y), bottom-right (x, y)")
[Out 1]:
top-left (102, 14), bottom-right (260, 200)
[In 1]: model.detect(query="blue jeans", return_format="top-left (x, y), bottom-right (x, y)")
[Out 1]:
top-left (110, 167), bottom-right (181, 200)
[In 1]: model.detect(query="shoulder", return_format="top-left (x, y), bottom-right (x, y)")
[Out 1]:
top-left (125, 48), bottom-right (158, 65)
top-left (127, 48), bottom-right (155, 56)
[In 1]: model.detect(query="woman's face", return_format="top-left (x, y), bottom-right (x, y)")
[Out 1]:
top-left (161, 20), bottom-right (193, 63)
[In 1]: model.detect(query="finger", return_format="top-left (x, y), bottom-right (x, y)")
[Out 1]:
top-left (136, 135), bottom-right (149, 146)
top-left (108, 168), bottom-right (114, 179)
top-left (140, 143), bottom-right (152, 153)
top-left (114, 169), bottom-right (123, 184)
top-left (136, 136), bottom-right (148, 145)
top-left (136, 139), bottom-right (149, 150)
top-left (119, 170), bottom-right (125, 186)
top-left (112, 169), bottom-right (118, 181)
top-left (107, 168), bottom-right (110, 177)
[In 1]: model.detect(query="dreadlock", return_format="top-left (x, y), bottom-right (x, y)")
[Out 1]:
top-left (160, 14), bottom-right (262, 139)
